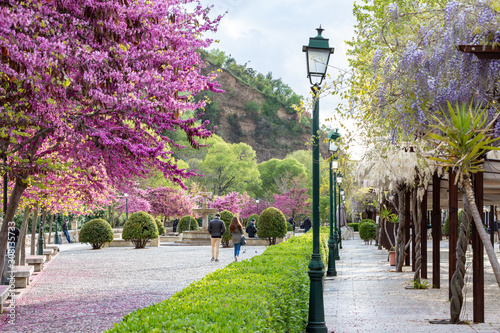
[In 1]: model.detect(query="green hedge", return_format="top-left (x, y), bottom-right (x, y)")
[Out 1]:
top-left (107, 228), bottom-right (329, 333)
top-left (348, 223), bottom-right (359, 231)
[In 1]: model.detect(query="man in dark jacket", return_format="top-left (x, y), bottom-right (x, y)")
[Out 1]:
top-left (62, 220), bottom-right (71, 243)
top-left (287, 217), bottom-right (296, 231)
top-left (246, 218), bottom-right (257, 238)
top-left (302, 217), bottom-right (312, 233)
top-left (208, 213), bottom-right (225, 262)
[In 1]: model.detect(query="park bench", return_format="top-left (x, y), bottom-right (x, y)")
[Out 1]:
top-left (45, 244), bottom-right (60, 254)
top-left (12, 265), bottom-right (34, 289)
top-left (26, 255), bottom-right (46, 272)
top-left (341, 225), bottom-right (355, 240)
top-left (0, 285), bottom-right (9, 313)
top-left (43, 249), bottom-right (52, 262)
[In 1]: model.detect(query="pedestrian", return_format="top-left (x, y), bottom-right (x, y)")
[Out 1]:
top-left (230, 217), bottom-right (243, 262)
top-left (302, 217), bottom-right (312, 233)
top-left (172, 219), bottom-right (178, 233)
top-left (208, 213), bottom-right (225, 262)
top-left (246, 218), bottom-right (257, 238)
top-left (287, 217), bottom-right (296, 231)
top-left (62, 219), bottom-right (72, 243)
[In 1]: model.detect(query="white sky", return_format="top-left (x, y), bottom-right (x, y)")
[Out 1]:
top-left (200, 0), bottom-right (363, 158)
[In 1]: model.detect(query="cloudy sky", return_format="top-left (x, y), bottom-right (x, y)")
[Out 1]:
top-left (198, 0), bottom-right (361, 155)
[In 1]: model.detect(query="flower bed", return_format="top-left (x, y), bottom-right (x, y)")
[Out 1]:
top-left (107, 228), bottom-right (329, 332)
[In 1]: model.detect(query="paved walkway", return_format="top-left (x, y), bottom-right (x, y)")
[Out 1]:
top-left (325, 238), bottom-right (500, 333)
top-left (2, 237), bottom-right (499, 332)
top-left (0, 243), bottom-right (267, 333)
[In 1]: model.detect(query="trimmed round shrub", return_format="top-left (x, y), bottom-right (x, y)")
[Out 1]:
top-left (359, 221), bottom-right (377, 244)
top-left (257, 207), bottom-right (287, 245)
top-left (155, 217), bottom-right (165, 235)
top-left (79, 218), bottom-right (114, 250)
top-left (247, 213), bottom-right (259, 228)
top-left (287, 223), bottom-right (293, 231)
top-left (220, 210), bottom-right (234, 248)
top-left (359, 219), bottom-right (374, 229)
top-left (177, 215), bottom-right (198, 234)
top-left (122, 211), bottom-right (159, 249)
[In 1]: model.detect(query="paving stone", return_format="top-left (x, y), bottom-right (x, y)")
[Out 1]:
top-left (324, 238), bottom-right (500, 333)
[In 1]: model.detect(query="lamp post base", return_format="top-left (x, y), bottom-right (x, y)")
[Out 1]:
top-left (335, 233), bottom-right (340, 260)
top-left (327, 239), bottom-right (337, 277)
top-left (307, 254), bottom-right (327, 333)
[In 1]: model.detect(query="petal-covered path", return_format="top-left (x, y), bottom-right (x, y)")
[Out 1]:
top-left (1, 243), bottom-right (266, 333)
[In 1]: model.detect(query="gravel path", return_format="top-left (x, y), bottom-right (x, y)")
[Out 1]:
top-left (1, 243), bottom-right (267, 333)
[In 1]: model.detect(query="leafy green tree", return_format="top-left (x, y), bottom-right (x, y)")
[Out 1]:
top-left (198, 142), bottom-right (261, 196)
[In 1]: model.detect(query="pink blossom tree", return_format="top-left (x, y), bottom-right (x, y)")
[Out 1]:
top-left (210, 192), bottom-right (244, 215)
top-left (239, 194), bottom-right (271, 218)
top-left (0, 0), bottom-right (221, 274)
top-left (273, 188), bottom-right (310, 220)
top-left (148, 186), bottom-right (193, 220)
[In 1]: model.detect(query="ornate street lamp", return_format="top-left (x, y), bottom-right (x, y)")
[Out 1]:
top-left (256, 198), bottom-right (260, 215)
top-left (337, 173), bottom-right (343, 250)
top-left (303, 26), bottom-right (334, 333)
top-left (327, 130), bottom-right (340, 277)
top-left (124, 193), bottom-right (129, 221)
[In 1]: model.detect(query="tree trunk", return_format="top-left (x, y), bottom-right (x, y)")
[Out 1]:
top-left (375, 220), bottom-right (381, 248)
top-left (47, 214), bottom-right (54, 244)
top-left (30, 205), bottom-right (39, 255)
top-left (450, 191), bottom-right (472, 323)
top-left (15, 206), bottom-right (31, 266)
top-left (462, 174), bottom-right (500, 288)
top-left (0, 178), bottom-right (28, 277)
top-left (396, 188), bottom-right (406, 272)
top-left (412, 189), bottom-right (422, 284)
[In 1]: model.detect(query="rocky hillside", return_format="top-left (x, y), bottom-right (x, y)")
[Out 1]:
top-left (197, 63), bottom-right (319, 163)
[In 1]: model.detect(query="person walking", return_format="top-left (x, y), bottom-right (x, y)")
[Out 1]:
top-left (62, 219), bottom-right (72, 243)
top-left (208, 213), bottom-right (225, 262)
top-left (302, 217), bottom-right (312, 233)
top-left (172, 219), bottom-right (178, 233)
top-left (246, 218), bottom-right (257, 238)
top-left (230, 217), bottom-right (243, 262)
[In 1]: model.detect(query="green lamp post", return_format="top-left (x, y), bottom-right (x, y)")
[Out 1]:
top-left (37, 209), bottom-right (44, 255)
top-left (54, 214), bottom-right (60, 244)
top-left (336, 173), bottom-right (343, 253)
top-left (303, 26), bottom-right (334, 333)
top-left (327, 131), bottom-right (340, 277)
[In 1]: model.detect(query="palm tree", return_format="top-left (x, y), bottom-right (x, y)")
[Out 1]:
top-left (427, 101), bottom-right (500, 323)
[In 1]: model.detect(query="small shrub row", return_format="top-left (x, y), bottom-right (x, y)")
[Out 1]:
top-left (107, 229), bottom-right (329, 333)
top-left (348, 222), bottom-right (359, 231)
